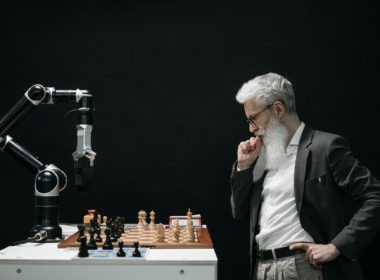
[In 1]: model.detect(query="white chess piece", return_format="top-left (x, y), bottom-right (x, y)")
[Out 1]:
top-left (186, 219), bottom-right (195, 242)
top-left (142, 210), bottom-right (148, 226)
top-left (102, 215), bottom-right (108, 226)
top-left (172, 219), bottom-right (180, 243)
top-left (149, 210), bottom-right (156, 229)
top-left (157, 223), bottom-right (165, 242)
top-left (137, 210), bottom-right (144, 230)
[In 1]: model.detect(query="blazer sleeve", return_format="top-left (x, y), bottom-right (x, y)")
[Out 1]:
top-left (328, 136), bottom-right (380, 261)
top-left (230, 161), bottom-right (254, 222)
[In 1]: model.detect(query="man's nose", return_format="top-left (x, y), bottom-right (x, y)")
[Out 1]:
top-left (249, 125), bottom-right (258, 134)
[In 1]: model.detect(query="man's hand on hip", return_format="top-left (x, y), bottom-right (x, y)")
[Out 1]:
top-left (290, 242), bottom-right (340, 265)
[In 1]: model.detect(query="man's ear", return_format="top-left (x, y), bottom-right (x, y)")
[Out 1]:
top-left (273, 100), bottom-right (286, 118)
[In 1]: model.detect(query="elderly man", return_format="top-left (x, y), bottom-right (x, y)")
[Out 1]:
top-left (230, 73), bottom-right (380, 280)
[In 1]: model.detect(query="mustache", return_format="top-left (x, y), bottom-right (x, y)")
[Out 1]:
top-left (254, 130), bottom-right (265, 137)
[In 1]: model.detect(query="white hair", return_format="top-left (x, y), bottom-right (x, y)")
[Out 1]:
top-left (236, 73), bottom-right (297, 113)
top-left (259, 117), bottom-right (289, 170)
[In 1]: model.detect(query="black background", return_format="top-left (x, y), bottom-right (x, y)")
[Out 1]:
top-left (1, 1), bottom-right (379, 279)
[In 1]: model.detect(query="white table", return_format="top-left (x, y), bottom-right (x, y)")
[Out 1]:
top-left (0, 225), bottom-right (218, 280)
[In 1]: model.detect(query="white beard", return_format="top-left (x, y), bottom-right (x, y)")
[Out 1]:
top-left (256, 117), bottom-right (289, 171)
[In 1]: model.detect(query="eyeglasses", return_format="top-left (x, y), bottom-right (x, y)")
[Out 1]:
top-left (246, 104), bottom-right (273, 128)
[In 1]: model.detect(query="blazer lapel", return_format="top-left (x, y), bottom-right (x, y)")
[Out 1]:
top-left (294, 126), bottom-right (313, 214)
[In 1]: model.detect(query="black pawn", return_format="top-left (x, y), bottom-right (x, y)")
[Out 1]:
top-left (102, 227), bottom-right (113, 250)
top-left (93, 214), bottom-right (101, 233)
top-left (78, 236), bottom-right (89, 257)
top-left (87, 228), bottom-right (98, 250)
top-left (95, 227), bottom-right (102, 243)
top-left (132, 241), bottom-right (141, 257)
top-left (117, 240), bottom-right (126, 257)
top-left (77, 224), bottom-right (85, 242)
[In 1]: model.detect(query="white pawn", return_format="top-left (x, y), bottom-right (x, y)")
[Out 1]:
top-left (149, 210), bottom-right (156, 229)
top-left (142, 210), bottom-right (148, 227)
top-left (137, 210), bottom-right (144, 230)
top-left (102, 215), bottom-right (108, 226)
top-left (157, 223), bottom-right (165, 242)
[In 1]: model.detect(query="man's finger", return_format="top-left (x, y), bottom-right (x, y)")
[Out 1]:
top-left (289, 242), bottom-right (310, 251)
top-left (250, 136), bottom-right (261, 147)
top-left (309, 250), bottom-right (315, 264)
top-left (239, 142), bottom-right (249, 153)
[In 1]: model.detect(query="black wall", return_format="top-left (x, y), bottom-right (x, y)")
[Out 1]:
top-left (1, 1), bottom-right (379, 279)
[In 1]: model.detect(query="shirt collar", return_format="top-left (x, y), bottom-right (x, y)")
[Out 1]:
top-left (289, 122), bottom-right (305, 147)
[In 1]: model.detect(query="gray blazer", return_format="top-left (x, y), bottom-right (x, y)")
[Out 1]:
top-left (230, 126), bottom-right (380, 280)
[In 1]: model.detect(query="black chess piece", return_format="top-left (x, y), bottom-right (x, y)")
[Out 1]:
top-left (87, 227), bottom-right (98, 250)
top-left (116, 217), bottom-right (125, 233)
top-left (93, 210), bottom-right (99, 223)
top-left (77, 224), bottom-right (85, 242)
top-left (132, 241), bottom-right (141, 257)
top-left (95, 219), bottom-right (101, 233)
top-left (93, 211), bottom-right (101, 232)
top-left (110, 223), bottom-right (118, 242)
top-left (116, 223), bottom-right (122, 238)
top-left (116, 240), bottom-right (126, 257)
top-left (95, 227), bottom-right (102, 243)
top-left (102, 227), bottom-right (113, 250)
top-left (78, 236), bottom-right (89, 257)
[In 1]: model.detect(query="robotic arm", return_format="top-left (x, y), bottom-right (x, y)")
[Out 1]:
top-left (0, 84), bottom-right (96, 241)
top-left (45, 86), bottom-right (96, 191)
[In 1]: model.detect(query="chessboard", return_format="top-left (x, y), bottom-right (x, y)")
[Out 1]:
top-left (58, 226), bottom-right (213, 249)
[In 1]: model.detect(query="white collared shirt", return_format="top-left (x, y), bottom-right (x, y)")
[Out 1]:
top-left (255, 122), bottom-right (314, 249)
